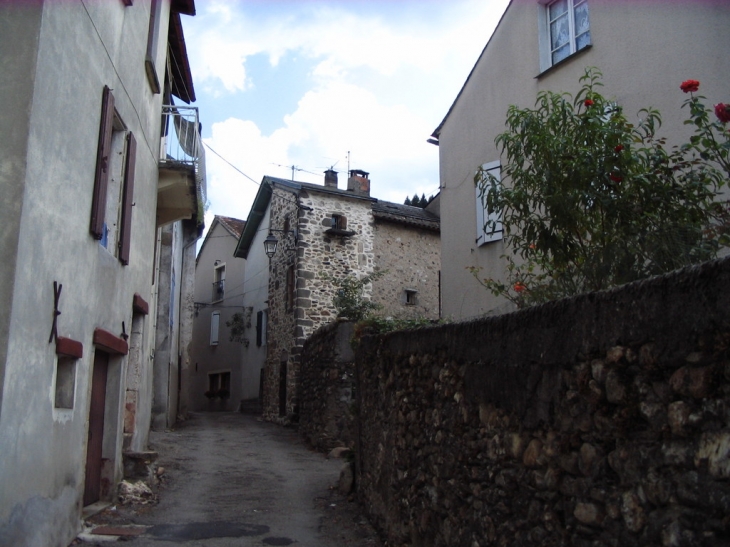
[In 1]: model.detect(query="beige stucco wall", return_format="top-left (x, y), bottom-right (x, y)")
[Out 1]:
top-left (0, 1), bottom-right (172, 545)
top-left (189, 220), bottom-right (252, 411)
top-left (372, 221), bottom-right (441, 320)
top-left (438, 0), bottom-right (730, 320)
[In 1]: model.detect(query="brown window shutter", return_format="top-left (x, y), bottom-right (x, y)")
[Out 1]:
top-left (90, 86), bottom-right (115, 239)
top-left (118, 132), bottom-right (136, 265)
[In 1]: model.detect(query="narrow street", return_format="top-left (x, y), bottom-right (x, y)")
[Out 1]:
top-left (78, 412), bottom-right (381, 547)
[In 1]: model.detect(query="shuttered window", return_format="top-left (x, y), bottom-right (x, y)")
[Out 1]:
top-left (118, 132), bottom-right (136, 265)
top-left (145, 0), bottom-right (162, 93)
top-left (475, 161), bottom-right (503, 245)
top-left (90, 86), bottom-right (115, 239)
top-left (286, 265), bottom-right (295, 311)
top-left (256, 311), bottom-right (263, 347)
top-left (210, 312), bottom-right (220, 346)
top-left (256, 310), bottom-right (268, 347)
top-left (90, 86), bottom-right (136, 264)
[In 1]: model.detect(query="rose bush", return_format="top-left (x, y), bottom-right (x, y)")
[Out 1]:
top-left (471, 68), bottom-right (729, 309)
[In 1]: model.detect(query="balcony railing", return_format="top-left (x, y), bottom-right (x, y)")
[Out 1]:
top-left (159, 104), bottom-right (207, 226)
top-left (212, 280), bottom-right (225, 301)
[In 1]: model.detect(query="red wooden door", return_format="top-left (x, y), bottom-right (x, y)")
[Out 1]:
top-left (84, 351), bottom-right (109, 506)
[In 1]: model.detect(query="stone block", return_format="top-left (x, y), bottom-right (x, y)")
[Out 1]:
top-left (696, 431), bottom-right (730, 478)
top-left (574, 501), bottom-right (605, 526)
top-left (669, 366), bottom-right (715, 398)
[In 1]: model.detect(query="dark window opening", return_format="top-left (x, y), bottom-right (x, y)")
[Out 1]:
top-left (405, 289), bottom-right (418, 306)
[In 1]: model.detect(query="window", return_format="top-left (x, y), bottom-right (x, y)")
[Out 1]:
top-left (331, 214), bottom-right (347, 230)
top-left (90, 86), bottom-right (136, 264)
top-left (208, 371), bottom-right (230, 396)
top-left (404, 289), bottom-right (418, 306)
top-left (476, 161), bottom-right (503, 245)
top-left (286, 265), bottom-right (295, 312)
top-left (212, 263), bottom-right (225, 302)
top-left (54, 357), bottom-right (76, 409)
top-left (145, 0), bottom-right (162, 93)
top-left (256, 310), bottom-right (268, 347)
top-left (539, 0), bottom-right (591, 72)
top-left (210, 311), bottom-right (220, 346)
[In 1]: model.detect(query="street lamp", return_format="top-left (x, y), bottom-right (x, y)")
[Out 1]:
top-left (263, 232), bottom-right (278, 259)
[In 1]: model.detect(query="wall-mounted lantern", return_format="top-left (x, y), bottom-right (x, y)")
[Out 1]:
top-left (263, 232), bottom-right (279, 259)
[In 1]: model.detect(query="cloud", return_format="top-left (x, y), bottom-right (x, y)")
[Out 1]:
top-left (187, 0), bottom-right (510, 224)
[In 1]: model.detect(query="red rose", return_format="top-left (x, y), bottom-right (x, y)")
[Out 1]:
top-left (610, 173), bottom-right (623, 183)
top-left (513, 282), bottom-right (527, 293)
top-left (584, 99), bottom-right (594, 107)
top-left (614, 144), bottom-right (624, 152)
top-left (680, 79), bottom-right (700, 93)
top-left (715, 103), bottom-right (730, 124)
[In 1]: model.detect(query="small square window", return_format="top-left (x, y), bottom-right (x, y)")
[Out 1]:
top-left (331, 214), bottom-right (347, 230)
top-left (404, 289), bottom-right (418, 306)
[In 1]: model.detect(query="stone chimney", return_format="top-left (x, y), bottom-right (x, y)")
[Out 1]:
top-left (347, 169), bottom-right (370, 196)
top-left (324, 169), bottom-right (338, 188)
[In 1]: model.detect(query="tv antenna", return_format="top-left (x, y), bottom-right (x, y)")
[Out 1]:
top-left (271, 163), bottom-right (318, 181)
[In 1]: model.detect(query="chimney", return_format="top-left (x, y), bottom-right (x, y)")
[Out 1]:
top-left (324, 169), bottom-right (338, 188)
top-left (347, 169), bottom-right (370, 197)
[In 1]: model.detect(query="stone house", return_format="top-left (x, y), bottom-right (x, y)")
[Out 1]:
top-left (234, 170), bottom-right (440, 421)
top-left (431, 0), bottom-right (730, 320)
top-left (189, 215), bottom-right (259, 412)
top-left (0, 1), bottom-right (203, 545)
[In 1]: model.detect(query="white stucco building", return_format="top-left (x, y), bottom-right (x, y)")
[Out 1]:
top-left (189, 215), bottom-right (256, 412)
top-left (0, 1), bottom-right (203, 545)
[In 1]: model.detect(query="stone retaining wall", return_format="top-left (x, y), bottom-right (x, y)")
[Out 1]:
top-left (351, 257), bottom-right (730, 546)
top-left (298, 320), bottom-right (357, 452)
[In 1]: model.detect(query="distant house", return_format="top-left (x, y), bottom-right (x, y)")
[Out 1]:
top-left (431, 0), bottom-right (730, 320)
top-left (234, 170), bottom-right (441, 421)
top-left (0, 1), bottom-right (203, 545)
top-left (190, 215), bottom-right (257, 412)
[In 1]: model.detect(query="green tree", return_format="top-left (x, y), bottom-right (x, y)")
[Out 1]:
top-left (473, 68), bottom-right (729, 308)
top-left (330, 271), bottom-right (386, 321)
top-left (404, 196), bottom-right (412, 206)
top-left (226, 312), bottom-right (246, 343)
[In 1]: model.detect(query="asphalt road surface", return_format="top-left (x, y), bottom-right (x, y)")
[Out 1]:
top-left (78, 412), bottom-right (382, 547)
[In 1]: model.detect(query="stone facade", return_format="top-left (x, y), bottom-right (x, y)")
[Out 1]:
top-left (300, 256), bottom-right (730, 546)
top-left (298, 320), bottom-right (357, 452)
top-left (246, 174), bottom-right (441, 422)
top-left (372, 219), bottom-right (441, 319)
top-left (264, 183), bottom-right (376, 419)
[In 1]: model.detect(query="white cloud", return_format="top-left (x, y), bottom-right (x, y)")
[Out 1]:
top-left (186, 0), bottom-right (510, 220)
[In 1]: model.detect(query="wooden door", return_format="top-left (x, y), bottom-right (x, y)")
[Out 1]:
top-left (84, 351), bottom-right (109, 506)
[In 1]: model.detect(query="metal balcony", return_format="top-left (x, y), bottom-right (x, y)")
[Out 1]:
top-left (212, 280), bottom-right (225, 302)
top-left (157, 104), bottom-right (207, 227)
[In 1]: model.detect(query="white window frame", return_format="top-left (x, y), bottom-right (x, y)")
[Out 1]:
top-left (475, 161), bottom-right (503, 246)
top-left (210, 311), bottom-right (220, 346)
top-left (538, 0), bottom-right (591, 73)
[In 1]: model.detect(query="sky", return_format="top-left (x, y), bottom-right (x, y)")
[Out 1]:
top-left (182, 0), bottom-right (512, 232)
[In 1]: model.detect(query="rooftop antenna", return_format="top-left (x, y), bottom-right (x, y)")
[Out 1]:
top-left (271, 163), bottom-right (319, 181)
top-left (347, 151), bottom-right (351, 176)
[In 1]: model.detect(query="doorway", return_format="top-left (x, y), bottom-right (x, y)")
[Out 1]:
top-left (84, 351), bottom-right (109, 506)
